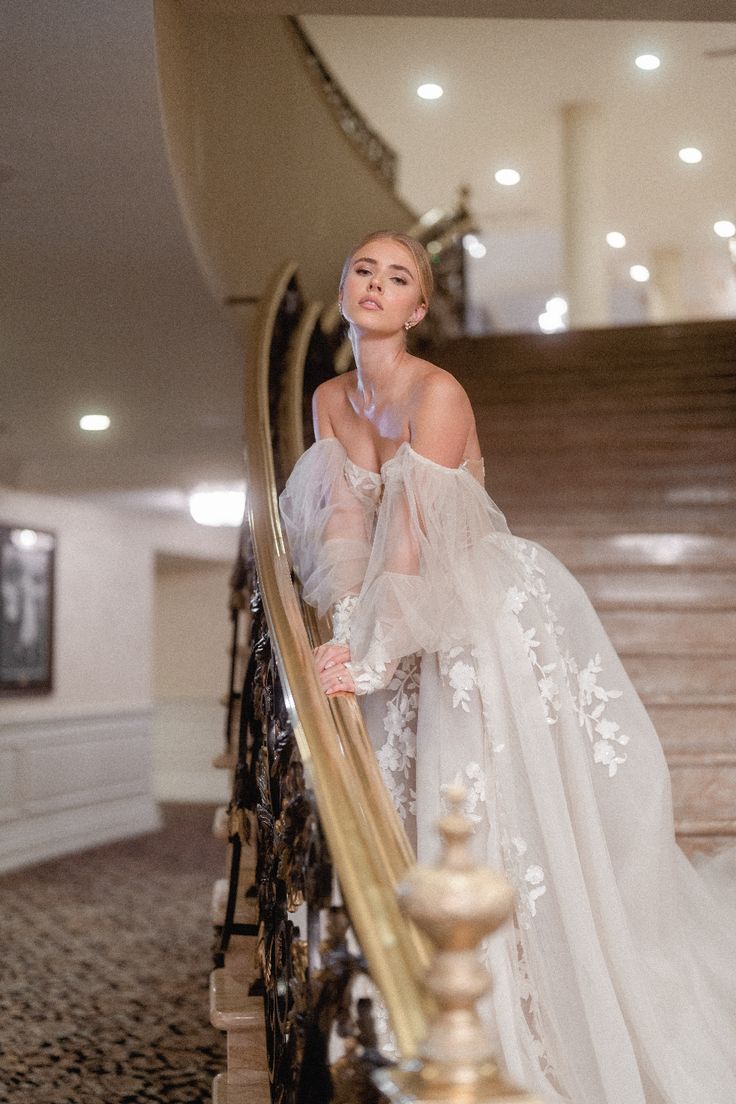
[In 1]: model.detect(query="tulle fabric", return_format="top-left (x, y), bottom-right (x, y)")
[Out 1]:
top-left (279, 439), bottom-right (736, 1104)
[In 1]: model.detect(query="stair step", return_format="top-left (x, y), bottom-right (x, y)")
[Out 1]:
top-left (670, 759), bottom-right (736, 832)
top-left (213, 806), bottom-right (230, 841)
top-left (622, 656), bottom-right (735, 699)
top-left (538, 533), bottom-right (736, 572)
top-left (211, 874), bottom-right (258, 928)
top-left (649, 703), bottom-right (735, 755)
top-left (600, 608), bottom-right (736, 656)
top-left (576, 571), bottom-right (736, 611)
top-left (213, 1071), bottom-right (270, 1104)
top-left (210, 969), bottom-right (263, 1032)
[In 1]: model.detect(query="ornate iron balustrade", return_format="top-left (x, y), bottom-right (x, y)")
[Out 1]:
top-left (223, 264), bottom-right (431, 1103)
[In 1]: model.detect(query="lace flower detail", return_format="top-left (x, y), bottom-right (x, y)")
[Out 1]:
top-left (566, 653), bottom-right (629, 776)
top-left (374, 656), bottom-right (419, 821)
top-left (439, 647), bottom-right (479, 712)
top-left (502, 833), bottom-right (548, 929)
top-left (331, 594), bottom-right (359, 644)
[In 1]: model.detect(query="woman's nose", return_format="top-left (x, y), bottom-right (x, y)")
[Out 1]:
top-left (368, 274), bottom-right (382, 291)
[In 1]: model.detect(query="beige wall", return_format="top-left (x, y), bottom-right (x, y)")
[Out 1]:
top-left (0, 486), bottom-right (236, 869)
top-left (154, 8), bottom-right (416, 309)
top-left (152, 556), bottom-right (235, 803)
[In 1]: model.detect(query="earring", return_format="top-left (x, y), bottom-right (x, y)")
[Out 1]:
top-left (404, 321), bottom-right (412, 331)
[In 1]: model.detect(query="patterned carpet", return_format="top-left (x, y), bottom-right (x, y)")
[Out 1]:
top-left (0, 805), bottom-right (227, 1104)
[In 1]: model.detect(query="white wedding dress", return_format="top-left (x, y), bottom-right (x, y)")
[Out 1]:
top-left (280, 436), bottom-right (736, 1104)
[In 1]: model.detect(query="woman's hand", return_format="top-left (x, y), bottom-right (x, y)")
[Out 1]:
top-left (313, 641), bottom-right (356, 696)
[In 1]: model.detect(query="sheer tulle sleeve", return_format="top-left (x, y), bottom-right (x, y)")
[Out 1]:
top-left (349, 444), bottom-right (511, 672)
top-left (279, 438), bottom-right (378, 617)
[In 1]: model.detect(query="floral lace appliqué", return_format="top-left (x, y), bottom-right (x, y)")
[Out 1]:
top-left (375, 656), bottom-right (419, 822)
top-left (331, 594), bottom-right (359, 644)
top-left (439, 646), bottom-right (479, 713)
top-left (508, 540), bottom-right (630, 777)
top-left (501, 833), bottom-right (548, 929)
top-left (562, 651), bottom-right (629, 776)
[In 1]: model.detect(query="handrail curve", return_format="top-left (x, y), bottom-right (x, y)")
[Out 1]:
top-left (244, 261), bottom-right (431, 1057)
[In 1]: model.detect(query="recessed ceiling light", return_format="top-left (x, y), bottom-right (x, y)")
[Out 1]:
top-left (417, 83), bottom-right (443, 100)
top-left (606, 231), bottom-right (627, 249)
top-left (13, 529), bottom-right (39, 549)
top-left (630, 265), bottom-right (650, 283)
top-left (714, 220), bottom-right (736, 238)
top-left (79, 414), bottom-right (111, 431)
top-left (463, 234), bottom-right (487, 259)
top-left (546, 296), bottom-right (568, 316)
top-left (189, 488), bottom-right (245, 527)
top-left (679, 147), bottom-right (702, 164)
top-left (495, 168), bottom-right (521, 186)
top-left (635, 54), bottom-right (661, 71)
top-left (538, 311), bottom-right (566, 334)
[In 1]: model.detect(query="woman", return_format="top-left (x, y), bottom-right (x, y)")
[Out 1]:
top-left (279, 231), bottom-right (736, 1104)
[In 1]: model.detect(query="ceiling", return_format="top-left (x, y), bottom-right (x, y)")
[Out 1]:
top-left (303, 16), bottom-right (736, 331)
top-left (2, 3), bottom-right (734, 500)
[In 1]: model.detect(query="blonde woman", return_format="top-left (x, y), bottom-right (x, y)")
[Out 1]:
top-left (280, 231), bottom-right (736, 1104)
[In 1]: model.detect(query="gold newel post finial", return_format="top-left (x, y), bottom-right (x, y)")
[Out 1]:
top-left (374, 784), bottom-right (543, 1104)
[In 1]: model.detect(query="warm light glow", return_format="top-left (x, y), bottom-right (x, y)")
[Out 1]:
top-left (189, 488), bottom-right (245, 527)
top-left (678, 147), bottom-right (702, 164)
top-left (635, 54), bottom-right (661, 71)
top-left (426, 239), bottom-right (442, 256)
top-left (11, 529), bottom-right (38, 549)
top-left (538, 311), bottom-right (566, 334)
top-left (417, 83), bottom-right (443, 100)
top-left (630, 265), bottom-right (650, 283)
top-left (495, 168), bottom-right (521, 186)
top-left (546, 296), bottom-right (568, 316)
top-left (420, 207), bottom-right (444, 226)
top-left (714, 220), bottom-right (736, 239)
top-left (606, 231), bottom-right (627, 249)
top-left (463, 234), bottom-right (487, 259)
top-left (79, 413), bottom-right (111, 432)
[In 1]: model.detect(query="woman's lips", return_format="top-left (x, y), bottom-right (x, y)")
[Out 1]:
top-left (359, 298), bottom-right (382, 310)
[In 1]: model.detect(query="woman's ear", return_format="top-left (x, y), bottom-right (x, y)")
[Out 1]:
top-left (409, 302), bottom-right (428, 328)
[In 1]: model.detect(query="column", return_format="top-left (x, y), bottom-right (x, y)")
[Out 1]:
top-left (561, 102), bottom-right (609, 328)
top-left (648, 246), bottom-right (685, 323)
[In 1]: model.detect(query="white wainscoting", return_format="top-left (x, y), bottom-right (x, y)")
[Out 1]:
top-left (0, 708), bottom-right (161, 873)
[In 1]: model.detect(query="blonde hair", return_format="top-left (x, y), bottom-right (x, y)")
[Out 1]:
top-left (339, 231), bottom-right (433, 308)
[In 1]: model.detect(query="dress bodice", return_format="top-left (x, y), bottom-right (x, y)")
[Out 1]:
top-left (343, 441), bottom-right (485, 506)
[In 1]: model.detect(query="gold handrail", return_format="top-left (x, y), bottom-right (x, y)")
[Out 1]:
top-left (244, 262), bottom-right (430, 1056)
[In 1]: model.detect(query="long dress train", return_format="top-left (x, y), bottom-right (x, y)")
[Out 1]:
top-left (280, 436), bottom-right (736, 1104)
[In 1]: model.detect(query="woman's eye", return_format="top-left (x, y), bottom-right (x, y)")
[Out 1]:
top-left (392, 277), bottom-right (407, 285)
top-left (355, 267), bottom-right (371, 276)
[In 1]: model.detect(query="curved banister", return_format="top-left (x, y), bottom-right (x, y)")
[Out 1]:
top-left (244, 262), bottom-right (430, 1057)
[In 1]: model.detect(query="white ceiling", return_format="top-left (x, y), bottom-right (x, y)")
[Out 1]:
top-left (1, 1), bottom-right (244, 496)
top-left (2, 4), bottom-right (734, 498)
top-left (303, 16), bottom-right (736, 330)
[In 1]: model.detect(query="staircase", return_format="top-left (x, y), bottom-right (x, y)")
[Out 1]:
top-left (442, 319), bottom-right (736, 851)
top-left (209, 808), bottom-right (269, 1104)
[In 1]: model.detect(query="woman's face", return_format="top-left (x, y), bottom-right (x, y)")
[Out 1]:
top-left (339, 238), bottom-right (427, 335)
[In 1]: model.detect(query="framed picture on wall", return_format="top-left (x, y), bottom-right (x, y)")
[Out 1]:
top-left (0, 524), bottom-right (56, 694)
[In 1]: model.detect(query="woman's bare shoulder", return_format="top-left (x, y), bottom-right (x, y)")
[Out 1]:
top-left (408, 360), bottom-right (477, 463)
top-left (410, 359), bottom-right (472, 413)
top-left (312, 372), bottom-right (355, 437)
